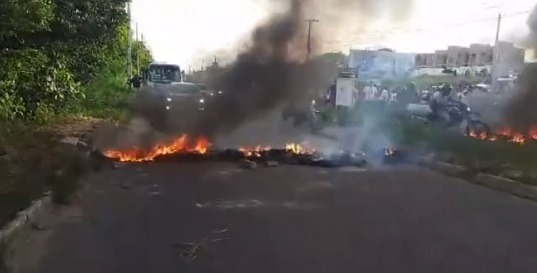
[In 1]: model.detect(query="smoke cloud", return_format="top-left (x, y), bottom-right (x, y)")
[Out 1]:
top-left (190, 0), bottom-right (414, 138)
top-left (527, 4), bottom-right (537, 45)
top-left (503, 4), bottom-right (537, 130)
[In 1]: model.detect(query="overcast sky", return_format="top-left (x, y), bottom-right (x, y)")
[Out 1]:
top-left (131, 0), bottom-right (534, 67)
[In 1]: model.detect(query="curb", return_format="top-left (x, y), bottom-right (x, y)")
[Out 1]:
top-left (0, 137), bottom-right (96, 246)
top-left (0, 192), bottom-right (51, 245)
top-left (414, 155), bottom-right (537, 202)
top-left (474, 173), bottom-right (537, 200)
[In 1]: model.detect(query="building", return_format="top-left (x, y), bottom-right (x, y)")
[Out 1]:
top-left (468, 43), bottom-right (493, 66)
top-left (348, 49), bottom-right (416, 80)
top-left (494, 41), bottom-right (525, 76)
top-left (446, 46), bottom-right (469, 67)
top-left (349, 42), bottom-right (524, 79)
top-left (433, 50), bottom-right (448, 67)
top-left (414, 53), bottom-right (435, 67)
top-left (413, 42), bottom-right (522, 70)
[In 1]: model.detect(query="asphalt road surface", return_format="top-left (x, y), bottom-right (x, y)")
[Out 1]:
top-left (11, 161), bottom-right (537, 273)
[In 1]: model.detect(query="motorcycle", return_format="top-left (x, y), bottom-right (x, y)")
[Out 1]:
top-left (282, 99), bottom-right (326, 133)
top-left (408, 98), bottom-right (491, 137)
top-left (445, 99), bottom-right (491, 136)
top-left (308, 99), bottom-right (325, 133)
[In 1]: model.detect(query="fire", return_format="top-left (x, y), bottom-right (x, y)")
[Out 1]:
top-left (103, 135), bottom-right (211, 162)
top-left (285, 143), bottom-right (315, 154)
top-left (238, 146), bottom-right (271, 157)
top-left (103, 138), bottom-right (318, 162)
top-left (386, 147), bottom-right (397, 156)
top-left (468, 125), bottom-right (537, 144)
top-left (237, 143), bottom-right (316, 157)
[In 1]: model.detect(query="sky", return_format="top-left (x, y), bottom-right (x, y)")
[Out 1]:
top-left (130, 0), bottom-right (535, 68)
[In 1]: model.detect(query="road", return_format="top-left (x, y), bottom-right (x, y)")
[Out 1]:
top-left (10, 161), bottom-right (537, 273)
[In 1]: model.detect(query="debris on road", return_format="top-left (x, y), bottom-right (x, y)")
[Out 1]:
top-left (148, 185), bottom-right (162, 197)
top-left (196, 200), bottom-right (263, 209)
top-left (60, 137), bottom-right (80, 146)
top-left (30, 222), bottom-right (47, 231)
top-left (265, 160), bottom-right (279, 167)
top-left (113, 162), bottom-right (127, 169)
top-left (338, 167), bottom-right (367, 173)
top-left (149, 191), bottom-right (161, 197)
top-left (239, 159), bottom-right (257, 169)
top-left (97, 139), bottom-right (410, 169)
top-left (195, 200), bottom-right (323, 210)
top-left (212, 226), bottom-right (229, 234)
top-left (171, 226), bottom-right (230, 262)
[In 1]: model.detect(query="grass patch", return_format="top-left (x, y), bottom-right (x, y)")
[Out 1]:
top-left (0, 75), bottom-right (133, 227)
top-left (0, 122), bottom-right (90, 227)
top-left (388, 116), bottom-right (537, 185)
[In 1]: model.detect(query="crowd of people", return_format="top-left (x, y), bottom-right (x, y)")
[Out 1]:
top-left (324, 81), bottom-right (420, 110)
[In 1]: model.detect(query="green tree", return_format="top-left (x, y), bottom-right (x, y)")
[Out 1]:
top-left (0, 0), bottom-right (154, 121)
top-left (132, 40), bottom-right (153, 75)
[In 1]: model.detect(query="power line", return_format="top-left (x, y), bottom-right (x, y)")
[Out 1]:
top-left (322, 9), bottom-right (532, 47)
top-left (325, 9), bottom-right (531, 46)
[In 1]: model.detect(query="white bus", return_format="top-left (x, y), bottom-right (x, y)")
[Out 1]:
top-left (142, 63), bottom-right (182, 85)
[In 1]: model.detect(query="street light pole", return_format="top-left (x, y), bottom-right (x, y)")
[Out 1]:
top-left (492, 13), bottom-right (502, 83)
top-left (305, 19), bottom-right (319, 59)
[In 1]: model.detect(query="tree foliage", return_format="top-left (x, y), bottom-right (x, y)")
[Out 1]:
top-left (0, 0), bottom-right (153, 121)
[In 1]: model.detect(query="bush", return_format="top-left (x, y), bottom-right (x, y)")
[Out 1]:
top-left (0, 0), bottom-right (154, 123)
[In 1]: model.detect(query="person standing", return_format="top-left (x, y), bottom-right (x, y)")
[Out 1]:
top-left (363, 82), bottom-right (375, 101)
top-left (371, 83), bottom-right (379, 100)
top-left (380, 86), bottom-right (390, 102)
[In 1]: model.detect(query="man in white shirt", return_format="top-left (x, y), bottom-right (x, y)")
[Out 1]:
top-left (363, 82), bottom-right (375, 101)
top-left (371, 84), bottom-right (378, 100)
top-left (379, 88), bottom-right (390, 101)
top-left (430, 84), bottom-right (452, 124)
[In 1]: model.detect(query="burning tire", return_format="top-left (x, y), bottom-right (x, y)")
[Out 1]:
top-left (463, 119), bottom-right (491, 137)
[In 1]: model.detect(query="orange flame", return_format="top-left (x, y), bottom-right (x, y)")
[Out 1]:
top-left (238, 145), bottom-right (271, 157)
top-left (237, 143), bottom-right (316, 157)
top-left (103, 135), bottom-right (211, 162)
top-left (104, 139), bottom-right (318, 162)
top-left (285, 143), bottom-right (315, 154)
top-left (468, 125), bottom-right (537, 144)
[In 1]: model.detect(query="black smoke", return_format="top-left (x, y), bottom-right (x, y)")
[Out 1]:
top-left (503, 4), bottom-right (537, 131)
top-left (192, 0), bottom-right (415, 138)
top-left (192, 0), bottom-right (319, 137)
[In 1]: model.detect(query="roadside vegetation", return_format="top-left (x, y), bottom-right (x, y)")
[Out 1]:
top-left (386, 115), bottom-right (537, 186)
top-left (0, 0), bottom-right (153, 228)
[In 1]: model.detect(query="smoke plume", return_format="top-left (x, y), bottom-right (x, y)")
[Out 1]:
top-left (192, 0), bottom-right (414, 138)
top-left (503, 4), bottom-right (537, 130)
top-left (527, 4), bottom-right (537, 47)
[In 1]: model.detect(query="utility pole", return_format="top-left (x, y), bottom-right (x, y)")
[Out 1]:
top-left (492, 13), bottom-right (502, 83)
top-left (127, 1), bottom-right (133, 79)
top-left (305, 19), bottom-right (319, 59)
